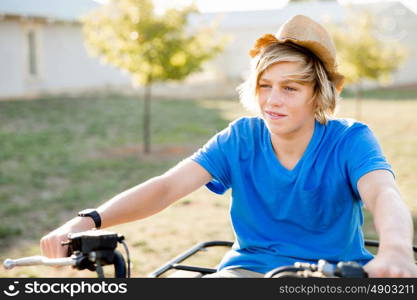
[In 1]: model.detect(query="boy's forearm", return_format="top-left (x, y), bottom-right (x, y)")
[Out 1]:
top-left (60, 159), bottom-right (210, 233)
top-left (372, 189), bottom-right (414, 255)
top-left (96, 176), bottom-right (171, 228)
top-left (63, 176), bottom-right (171, 231)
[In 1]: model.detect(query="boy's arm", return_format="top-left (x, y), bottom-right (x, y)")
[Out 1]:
top-left (358, 169), bottom-right (417, 277)
top-left (40, 158), bottom-right (211, 258)
top-left (97, 158), bottom-right (211, 228)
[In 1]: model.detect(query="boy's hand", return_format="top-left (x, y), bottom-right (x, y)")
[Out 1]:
top-left (364, 246), bottom-right (417, 277)
top-left (40, 217), bottom-right (95, 258)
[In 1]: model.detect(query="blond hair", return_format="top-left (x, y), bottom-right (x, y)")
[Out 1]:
top-left (237, 42), bottom-right (340, 124)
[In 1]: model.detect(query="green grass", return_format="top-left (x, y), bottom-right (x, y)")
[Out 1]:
top-left (0, 92), bottom-right (416, 277)
top-left (0, 95), bottom-right (229, 248)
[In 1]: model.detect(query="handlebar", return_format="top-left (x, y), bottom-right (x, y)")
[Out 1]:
top-left (4, 237), bottom-right (415, 278)
top-left (3, 230), bottom-right (130, 278)
top-left (3, 256), bottom-right (76, 270)
top-left (265, 259), bottom-right (368, 278)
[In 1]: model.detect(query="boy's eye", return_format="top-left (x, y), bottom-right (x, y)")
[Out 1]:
top-left (284, 86), bottom-right (297, 92)
top-left (259, 84), bottom-right (271, 89)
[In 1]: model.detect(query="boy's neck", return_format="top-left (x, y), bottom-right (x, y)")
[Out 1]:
top-left (270, 120), bottom-right (315, 169)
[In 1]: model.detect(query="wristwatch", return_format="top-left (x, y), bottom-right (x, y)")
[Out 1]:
top-left (78, 209), bottom-right (102, 229)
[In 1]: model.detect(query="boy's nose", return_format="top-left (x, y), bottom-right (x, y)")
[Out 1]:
top-left (267, 88), bottom-right (284, 106)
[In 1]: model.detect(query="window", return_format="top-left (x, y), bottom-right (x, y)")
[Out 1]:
top-left (27, 29), bottom-right (38, 76)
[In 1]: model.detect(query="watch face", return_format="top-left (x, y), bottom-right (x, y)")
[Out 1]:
top-left (79, 208), bottom-right (95, 215)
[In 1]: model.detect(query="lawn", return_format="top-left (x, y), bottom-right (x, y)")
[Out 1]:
top-left (0, 92), bottom-right (416, 277)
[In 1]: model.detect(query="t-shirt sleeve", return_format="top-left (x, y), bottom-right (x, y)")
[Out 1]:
top-left (190, 124), bottom-right (234, 195)
top-left (345, 124), bottom-right (395, 197)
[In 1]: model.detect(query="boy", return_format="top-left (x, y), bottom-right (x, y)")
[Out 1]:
top-left (41, 15), bottom-right (417, 278)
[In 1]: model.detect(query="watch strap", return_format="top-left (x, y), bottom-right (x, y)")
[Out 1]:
top-left (78, 209), bottom-right (102, 229)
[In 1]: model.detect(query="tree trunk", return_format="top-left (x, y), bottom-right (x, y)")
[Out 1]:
top-left (143, 83), bottom-right (152, 154)
top-left (355, 83), bottom-right (363, 121)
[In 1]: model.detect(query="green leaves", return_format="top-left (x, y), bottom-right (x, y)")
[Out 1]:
top-left (329, 11), bottom-right (407, 85)
top-left (81, 0), bottom-right (224, 85)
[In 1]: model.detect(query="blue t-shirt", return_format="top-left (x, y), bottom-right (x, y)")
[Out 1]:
top-left (191, 116), bottom-right (394, 274)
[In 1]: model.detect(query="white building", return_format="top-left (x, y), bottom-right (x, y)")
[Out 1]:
top-left (1, 0), bottom-right (416, 100)
top-left (0, 0), bottom-right (129, 100)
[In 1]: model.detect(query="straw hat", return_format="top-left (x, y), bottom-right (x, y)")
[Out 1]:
top-left (249, 14), bottom-right (345, 92)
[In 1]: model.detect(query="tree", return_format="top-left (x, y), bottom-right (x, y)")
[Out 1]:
top-left (82, 0), bottom-right (224, 153)
top-left (329, 11), bottom-right (407, 120)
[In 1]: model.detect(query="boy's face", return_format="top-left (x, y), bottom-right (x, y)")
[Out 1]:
top-left (257, 61), bottom-right (316, 139)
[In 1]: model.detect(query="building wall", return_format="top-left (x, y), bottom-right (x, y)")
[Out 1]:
top-left (0, 18), bottom-right (131, 100)
top-left (40, 22), bottom-right (130, 91)
top-left (0, 19), bottom-right (26, 97)
top-left (382, 3), bottom-right (417, 87)
top-left (1, 2), bottom-right (417, 100)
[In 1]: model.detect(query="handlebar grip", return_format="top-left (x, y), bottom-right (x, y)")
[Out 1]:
top-left (335, 261), bottom-right (368, 278)
top-left (3, 256), bottom-right (76, 270)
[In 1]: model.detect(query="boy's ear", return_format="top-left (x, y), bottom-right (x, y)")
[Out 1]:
top-left (309, 88), bottom-right (318, 105)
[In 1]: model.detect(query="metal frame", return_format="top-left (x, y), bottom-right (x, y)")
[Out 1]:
top-left (148, 239), bottom-right (417, 278)
top-left (147, 240), bottom-right (233, 278)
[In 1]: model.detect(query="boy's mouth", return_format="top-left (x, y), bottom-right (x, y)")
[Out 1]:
top-left (265, 110), bottom-right (287, 120)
